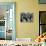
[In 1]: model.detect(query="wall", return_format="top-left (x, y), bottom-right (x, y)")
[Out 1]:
top-left (16, 0), bottom-right (39, 39)
top-left (39, 4), bottom-right (46, 11)
top-left (0, 0), bottom-right (46, 40)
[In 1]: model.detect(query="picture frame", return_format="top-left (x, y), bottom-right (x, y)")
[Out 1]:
top-left (39, 11), bottom-right (46, 35)
top-left (39, 0), bottom-right (46, 4)
top-left (0, 2), bottom-right (16, 40)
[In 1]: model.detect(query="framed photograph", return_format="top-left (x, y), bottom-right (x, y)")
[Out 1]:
top-left (39, 11), bottom-right (46, 35)
top-left (20, 12), bottom-right (33, 22)
top-left (39, 0), bottom-right (46, 4)
top-left (0, 2), bottom-right (16, 40)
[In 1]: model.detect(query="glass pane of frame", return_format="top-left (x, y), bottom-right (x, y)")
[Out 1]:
top-left (40, 25), bottom-right (46, 34)
top-left (39, 11), bottom-right (46, 24)
top-left (0, 32), bottom-right (5, 40)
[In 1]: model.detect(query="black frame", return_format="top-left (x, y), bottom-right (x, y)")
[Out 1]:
top-left (39, 12), bottom-right (40, 36)
top-left (39, 11), bottom-right (46, 36)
